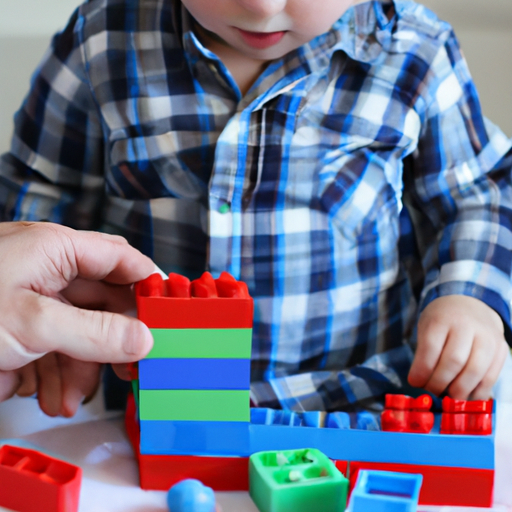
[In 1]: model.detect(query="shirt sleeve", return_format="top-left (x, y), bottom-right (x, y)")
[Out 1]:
top-left (251, 345), bottom-right (416, 411)
top-left (403, 29), bottom-right (512, 340)
top-left (0, 8), bottom-right (105, 229)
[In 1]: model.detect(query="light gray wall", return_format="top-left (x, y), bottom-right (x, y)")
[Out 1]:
top-left (1, 0), bottom-right (511, 156)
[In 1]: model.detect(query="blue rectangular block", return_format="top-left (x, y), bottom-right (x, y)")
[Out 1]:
top-left (347, 470), bottom-right (422, 512)
top-left (139, 358), bottom-right (250, 390)
top-left (140, 420), bottom-right (250, 455)
top-left (139, 418), bottom-right (494, 469)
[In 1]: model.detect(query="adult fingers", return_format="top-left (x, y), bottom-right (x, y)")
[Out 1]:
top-left (111, 363), bottom-right (133, 381)
top-left (3, 223), bottom-right (155, 293)
top-left (12, 292), bottom-right (153, 365)
top-left (36, 353), bottom-right (62, 417)
top-left (58, 356), bottom-right (102, 417)
top-left (60, 279), bottom-right (137, 315)
top-left (0, 370), bottom-right (20, 402)
top-left (16, 363), bottom-right (38, 397)
top-left (65, 229), bottom-right (155, 284)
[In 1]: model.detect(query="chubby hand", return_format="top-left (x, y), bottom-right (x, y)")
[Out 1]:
top-left (0, 222), bottom-right (156, 411)
top-left (408, 295), bottom-right (509, 400)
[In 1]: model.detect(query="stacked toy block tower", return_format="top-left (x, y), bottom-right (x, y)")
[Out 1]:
top-left (134, 271), bottom-right (253, 456)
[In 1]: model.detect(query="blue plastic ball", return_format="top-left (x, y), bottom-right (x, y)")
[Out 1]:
top-left (167, 479), bottom-right (216, 512)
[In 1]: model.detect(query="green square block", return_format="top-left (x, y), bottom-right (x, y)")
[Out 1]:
top-left (249, 448), bottom-right (348, 512)
top-left (139, 389), bottom-right (250, 421)
top-left (147, 328), bottom-right (252, 359)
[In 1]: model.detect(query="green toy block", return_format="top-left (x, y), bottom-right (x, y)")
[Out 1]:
top-left (147, 328), bottom-right (252, 359)
top-left (249, 448), bottom-right (348, 512)
top-left (139, 390), bottom-right (250, 421)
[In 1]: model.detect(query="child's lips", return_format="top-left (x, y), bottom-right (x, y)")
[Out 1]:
top-left (236, 28), bottom-right (286, 49)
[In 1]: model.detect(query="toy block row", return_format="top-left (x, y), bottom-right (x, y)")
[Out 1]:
top-left (144, 328), bottom-right (252, 359)
top-left (138, 417), bottom-right (494, 469)
top-left (136, 272), bottom-right (253, 329)
top-left (0, 445), bottom-right (82, 512)
top-left (381, 394), bottom-right (493, 435)
top-left (139, 357), bottom-right (251, 390)
top-left (124, 394), bottom-right (494, 507)
top-left (249, 448), bottom-right (349, 512)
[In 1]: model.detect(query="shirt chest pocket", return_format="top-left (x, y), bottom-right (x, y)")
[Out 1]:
top-left (106, 133), bottom-right (213, 201)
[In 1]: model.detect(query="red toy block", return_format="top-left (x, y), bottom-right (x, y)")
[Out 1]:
top-left (348, 461), bottom-right (493, 507)
top-left (381, 394), bottom-right (434, 433)
top-left (384, 394), bottom-right (432, 411)
top-left (0, 445), bottom-right (82, 512)
top-left (135, 272), bottom-right (253, 329)
top-left (440, 397), bottom-right (493, 435)
top-left (440, 411), bottom-right (493, 435)
top-left (442, 396), bottom-right (493, 414)
top-left (125, 393), bottom-right (249, 490)
top-left (381, 410), bottom-right (434, 433)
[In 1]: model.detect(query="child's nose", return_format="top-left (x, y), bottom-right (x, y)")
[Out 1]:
top-left (236, 0), bottom-right (287, 18)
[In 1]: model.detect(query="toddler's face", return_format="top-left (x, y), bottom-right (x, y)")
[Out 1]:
top-left (181, 0), bottom-right (354, 62)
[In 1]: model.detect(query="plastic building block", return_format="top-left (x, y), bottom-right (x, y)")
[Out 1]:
top-left (139, 390), bottom-right (250, 422)
top-left (139, 358), bottom-right (251, 390)
top-left (381, 394), bottom-right (434, 434)
top-left (249, 448), bottom-right (348, 512)
top-left (347, 470), bottom-right (422, 512)
top-left (440, 396), bottom-right (493, 413)
top-left (167, 479), bottom-right (216, 512)
top-left (348, 461), bottom-right (493, 508)
top-left (146, 328), bottom-right (252, 359)
top-left (135, 272), bottom-right (253, 329)
top-left (0, 444), bottom-right (82, 512)
top-left (140, 420), bottom-right (250, 455)
top-left (440, 397), bottom-right (493, 435)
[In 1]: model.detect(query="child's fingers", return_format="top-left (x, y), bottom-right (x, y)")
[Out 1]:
top-left (36, 353), bottom-right (62, 417)
top-left (467, 338), bottom-right (508, 400)
top-left (423, 327), bottom-right (473, 397)
top-left (444, 333), bottom-right (497, 400)
top-left (407, 317), bottom-right (449, 388)
top-left (58, 355), bottom-right (102, 417)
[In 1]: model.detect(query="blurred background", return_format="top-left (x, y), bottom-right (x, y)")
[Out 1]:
top-left (0, 0), bottom-right (511, 155)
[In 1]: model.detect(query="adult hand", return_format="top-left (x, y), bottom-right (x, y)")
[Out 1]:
top-left (0, 222), bottom-right (155, 411)
top-left (408, 295), bottom-right (508, 400)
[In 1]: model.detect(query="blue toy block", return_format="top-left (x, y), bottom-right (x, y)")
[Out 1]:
top-left (140, 420), bottom-right (251, 456)
top-left (326, 412), bottom-right (350, 429)
top-left (347, 470), bottom-right (422, 512)
top-left (139, 358), bottom-right (250, 390)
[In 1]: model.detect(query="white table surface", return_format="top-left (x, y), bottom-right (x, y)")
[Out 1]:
top-left (1, 388), bottom-right (512, 512)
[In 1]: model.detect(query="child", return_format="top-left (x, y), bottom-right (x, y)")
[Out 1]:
top-left (1, 0), bottom-right (511, 415)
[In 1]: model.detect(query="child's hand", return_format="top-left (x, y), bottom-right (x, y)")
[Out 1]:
top-left (15, 354), bottom-right (102, 417)
top-left (408, 295), bottom-right (508, 400)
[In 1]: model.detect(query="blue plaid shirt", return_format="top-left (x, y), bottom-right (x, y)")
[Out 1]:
top-left (2, 0), bottom-right (512, 411)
